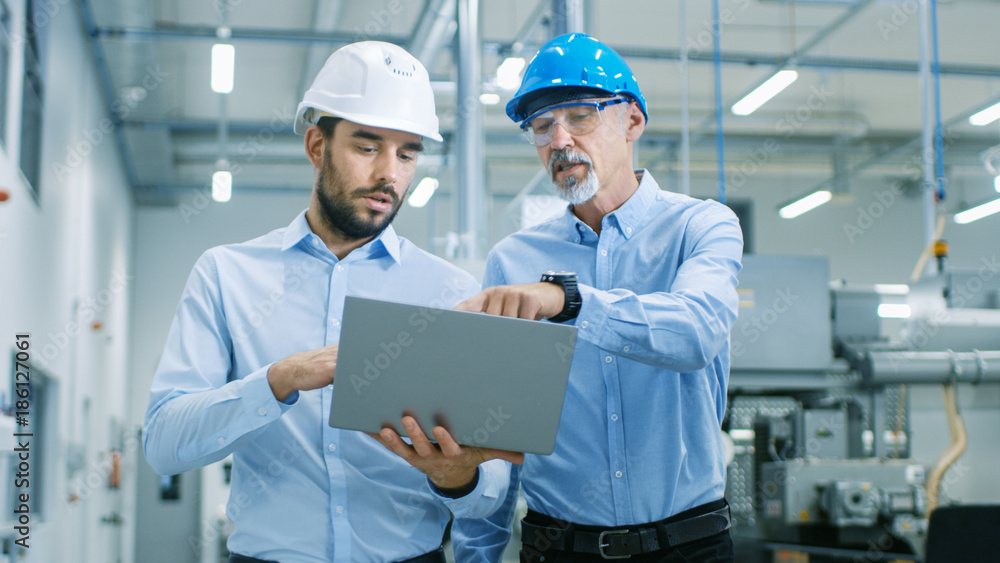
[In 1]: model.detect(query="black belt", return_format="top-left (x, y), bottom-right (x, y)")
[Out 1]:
top-left (521, 501), bottom-right (731, 559)
top-left (229, 546), bottom-right (445, 563)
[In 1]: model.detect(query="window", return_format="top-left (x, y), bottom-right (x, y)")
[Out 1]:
top-left (19, 0), bottom-right (51, 203)
top-left (0, 0), bottom-right (11, 148)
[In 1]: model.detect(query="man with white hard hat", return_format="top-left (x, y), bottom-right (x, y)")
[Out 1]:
top-left (143, 41), bottom-right (518, 563)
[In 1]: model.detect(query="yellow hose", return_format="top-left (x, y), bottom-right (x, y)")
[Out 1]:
top-left (910, 215), bottom-right (947, 282)
top-left (925, 383), bottom-right (967, 514)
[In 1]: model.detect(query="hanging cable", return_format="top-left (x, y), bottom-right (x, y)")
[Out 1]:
top-left (926, 383), bottom-right (967, 513)
top-left (930, 0), bottom-right (946, 201)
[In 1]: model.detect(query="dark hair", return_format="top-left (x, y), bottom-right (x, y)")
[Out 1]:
top-left (316, 116), bottom-right (342, 138)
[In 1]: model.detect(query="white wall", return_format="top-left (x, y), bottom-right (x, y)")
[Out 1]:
top-left (129, 191), bottom-right (308, 432)
top-left (0, 1), bottom-right (135, 561)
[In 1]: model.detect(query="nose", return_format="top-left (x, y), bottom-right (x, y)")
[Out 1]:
top-left (548, 121), bottom-right (575, 150)
top-left (373, 151), bottom-right (399, 187)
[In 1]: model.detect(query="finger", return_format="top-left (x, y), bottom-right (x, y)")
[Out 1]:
top-left (431, 426), bottom-right (464, 458)
top-left (455, 293), bottom-right (486, 312)
top-left (374, 428), bottom-right (415, 459)
top-left (402, 417), bottom-right (438, 458)
top-left (484, 291), bottom-right (507, 317)
top-left (481, 448), bottom-right (526, 465)
top-left (367, 431), bottom-right (389, 448)
top-left (501, 293), bottom-right (523, 319)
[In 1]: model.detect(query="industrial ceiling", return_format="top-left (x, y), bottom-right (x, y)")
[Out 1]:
top-left (78, 0), bottom-right (1000, 225)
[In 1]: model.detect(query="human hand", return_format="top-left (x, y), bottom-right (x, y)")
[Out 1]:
top-left (455, 283), bottom-right (564, 320)
top-left (266, 344), bottom-right (339, 402)
top-left (371, 416), bottom-right (524, 491)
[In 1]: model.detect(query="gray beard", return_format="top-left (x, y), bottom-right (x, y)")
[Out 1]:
top-left (548, 149), bottom-right (600, 204)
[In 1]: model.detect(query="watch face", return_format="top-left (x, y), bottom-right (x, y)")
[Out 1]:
top-left (544, 271), bottom-right (575, 278)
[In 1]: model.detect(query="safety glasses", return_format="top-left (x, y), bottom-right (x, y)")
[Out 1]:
top-left (521, 98), bottom-right (628, 146)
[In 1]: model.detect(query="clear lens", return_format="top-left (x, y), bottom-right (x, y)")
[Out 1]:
top-left (522, 98), bottom-right (626, 146)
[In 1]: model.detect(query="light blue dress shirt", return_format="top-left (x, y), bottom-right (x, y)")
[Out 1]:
top-left (144, 211), bottom-right (510, 563)
top-left (456, 171), bottom-right (742, 548)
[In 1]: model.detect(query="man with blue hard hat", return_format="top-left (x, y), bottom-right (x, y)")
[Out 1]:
top-left (455, 33), bottom-right (743, 562)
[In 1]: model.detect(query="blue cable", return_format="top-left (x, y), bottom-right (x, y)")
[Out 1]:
top-left (930, 0), bottom-right (946, 201)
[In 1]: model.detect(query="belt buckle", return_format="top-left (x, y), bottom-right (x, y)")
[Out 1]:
top-left (597, 529), bottom-right (631, 559)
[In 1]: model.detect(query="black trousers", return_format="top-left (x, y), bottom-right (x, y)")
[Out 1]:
top-left (519, 500), bottom-right (735, 563)
top-left (230, 546), bottom-right (446, 563)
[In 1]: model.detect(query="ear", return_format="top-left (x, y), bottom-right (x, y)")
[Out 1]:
top-left (624, 102), bottom-right (645, 143)
top-left (304, 125), bottom-right (327, 169)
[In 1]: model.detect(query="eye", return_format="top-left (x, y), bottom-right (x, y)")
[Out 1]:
top-left (532, 119), bottom-right (554, 134)
top-left (569, 109), bottom-right (595, 124)
top-left (398, 152), bottom-right (416, 162)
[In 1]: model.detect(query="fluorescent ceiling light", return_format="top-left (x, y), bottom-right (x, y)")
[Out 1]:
top-left (211, 44), bottom-right (235, 94)
top-left (496, 57), bottom-right (526, 90)
top-left (954, 197), bottom-right (1000, 224)
top-left (874, 284), bottom-right (910, 295)
top-left (212, 170), bottom-right (232, 202)
top-left (877, 304), bottom-right (911, 319)
top-left (969, 101), bottom-right (1000, 126)
top-left (479, 93), bottom-right (501, 105)
top-left (407, 177), bottom-right (439, 208)
top-left (731, 70), bottom-right (798, 116)
top-left (995, 175), bottom-right (1000, 192)
top-left (779, 189), bottom-right (831, 219)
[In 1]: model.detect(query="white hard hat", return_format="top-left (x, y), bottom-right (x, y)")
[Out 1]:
top-left (294, 41), bottom-right (442, 141)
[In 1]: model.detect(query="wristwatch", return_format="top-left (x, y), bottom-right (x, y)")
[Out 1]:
top-left (540, 271), bottom-right (582, 323)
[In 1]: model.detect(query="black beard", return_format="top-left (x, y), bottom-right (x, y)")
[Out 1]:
top-left (315, 149), bottom-right (404, 241)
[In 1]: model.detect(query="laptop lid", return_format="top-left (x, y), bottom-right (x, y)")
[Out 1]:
top-left (329, 296), bottom-right (577, 455)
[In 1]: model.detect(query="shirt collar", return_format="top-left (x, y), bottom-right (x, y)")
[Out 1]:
top-left (281, 210), bottom-right (314, 251)
top-left (606, 169), bottom-right (657, 240)
top-left (281, 209), bottom-right (402, 264)
top-left (562, 169), bottom-right (658, 242)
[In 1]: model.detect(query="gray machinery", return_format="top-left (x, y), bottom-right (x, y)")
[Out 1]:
top-left (725, 255), bottom-right (1000, 562)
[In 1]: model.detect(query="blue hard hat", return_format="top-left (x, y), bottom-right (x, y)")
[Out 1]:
top-left (505, 33), bottom-right (648, 126)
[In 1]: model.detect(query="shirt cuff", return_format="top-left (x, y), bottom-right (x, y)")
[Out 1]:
top-left (432, 468), bottom-right (480, 498)
top-left (433, 460), bottom-right (507, 518)
top-left (241, 364), bottom-right (297, 421)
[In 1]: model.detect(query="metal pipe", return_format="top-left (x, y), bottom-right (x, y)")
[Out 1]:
top-left (79, 0), bottom-right (140, 189)
top-left (795, 95), bottom-right (1000, 202)
top-left (510, 0), bottom-right (549, 52)
top-left (712, 0), bottom-right (725, 204)
top-left (550, 0), bottom-right (584, 36)
top-left (408, 0), bottom-right (457, 70)
top-left (296, 0), bottom-right (344, 104)
top-left (861, 350), bottom-right (1000, 385)
top-left (92, 25), bottom-right (1000, 78)
top-left (679, 0), bottom-right (690, 196)
top-left (455, 0), bottom-right (484, 261)
top-left (918, 0), bottom-right (936, 276)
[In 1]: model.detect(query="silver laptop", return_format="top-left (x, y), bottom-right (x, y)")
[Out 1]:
top-left (328, 296), bottom-right (578, 455)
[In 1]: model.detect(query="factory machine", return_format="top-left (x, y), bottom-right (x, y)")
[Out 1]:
top-left (725, 255), bottom-right (1000, 561)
